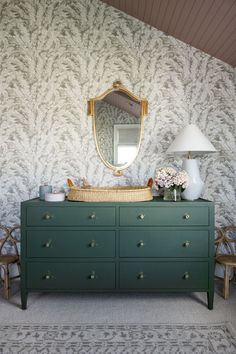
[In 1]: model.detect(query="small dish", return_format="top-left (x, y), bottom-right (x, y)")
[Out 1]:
top-left (45, 192), bottom-right (65, 202)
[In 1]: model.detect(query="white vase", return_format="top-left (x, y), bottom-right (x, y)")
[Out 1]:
top-left (181, 159), bottom-right (204, 200)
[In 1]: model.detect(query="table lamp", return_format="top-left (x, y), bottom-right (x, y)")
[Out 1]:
top-left (166, 124), bottom-right (216, 200)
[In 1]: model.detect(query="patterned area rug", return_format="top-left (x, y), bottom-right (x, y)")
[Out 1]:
top-left (0, 323), bottom-right (235, 354)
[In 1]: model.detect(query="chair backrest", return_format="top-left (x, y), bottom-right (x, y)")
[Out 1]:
top-left (215, 226), bottom-right (236, 256)
top-left (0, 225), bottom-right (20, 257)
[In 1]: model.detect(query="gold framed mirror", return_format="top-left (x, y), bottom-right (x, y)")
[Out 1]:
top-left (88, 81), bottom-right (148, 176)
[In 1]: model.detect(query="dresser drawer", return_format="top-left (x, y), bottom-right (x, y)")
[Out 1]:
top-left (26, 206), bottom-right (116, 226)
top-left (119, 206), bottom-right (209, 226)
top-left (119, 262), bottom-right (208, 289)
top-left (27, 262), bottom-right (115, 289)
top-left (119, 230), bottom-right (209, 258)
top-left (27, 230), bottom-right (116, 258)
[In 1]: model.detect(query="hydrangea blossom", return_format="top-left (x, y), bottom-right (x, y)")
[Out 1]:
top-left (155, 167), bottom-right (176, 189)
top-left (173, 170), bottom-right (189, 189)
top-left (155, 167), bottom-right (189, 191)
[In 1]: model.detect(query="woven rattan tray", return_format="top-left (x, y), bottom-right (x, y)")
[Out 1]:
top-left (67, 186), bottom-right (153, 202)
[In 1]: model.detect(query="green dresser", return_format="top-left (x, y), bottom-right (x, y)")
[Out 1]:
top-left (21, 198), bottom-right (215, 309)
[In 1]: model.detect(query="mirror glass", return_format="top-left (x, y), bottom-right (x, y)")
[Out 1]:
top-left (95, 91), bottom-right (141, 169)
top-left (88, 82), bottom-right (148, 175)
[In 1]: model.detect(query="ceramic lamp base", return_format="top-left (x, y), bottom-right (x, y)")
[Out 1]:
top-left (181, 159), bottom-right (204, 200)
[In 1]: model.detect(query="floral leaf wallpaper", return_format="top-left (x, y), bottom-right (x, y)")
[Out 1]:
top-left (0, 0), bottom-right (235, 227)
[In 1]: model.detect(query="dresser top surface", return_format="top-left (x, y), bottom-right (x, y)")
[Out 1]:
top-left (21, 197), bottom-right (213, 207)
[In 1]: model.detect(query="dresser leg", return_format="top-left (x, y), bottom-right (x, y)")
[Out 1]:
top-left (21, 291), bottom-right (28, 310)
top-left (207, 290), bottom-right (214, 310)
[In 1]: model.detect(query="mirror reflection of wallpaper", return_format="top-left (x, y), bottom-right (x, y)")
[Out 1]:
top-left (95, 101), bottom-right (139, 164)
top-left (0, 0), bottom-right (235, 227)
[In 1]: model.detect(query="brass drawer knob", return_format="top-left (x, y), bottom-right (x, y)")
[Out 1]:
top-left (90, 213), bottom-right (96, 220)
top-left (137, 272), bottom-right (144, 280)
top-left (45, 239), bottom-right (52, 248)
top-left (137, 240), bottom-right (145, 247)
top-left (44, 273), bottom-right (53, 280)
top-left (183, 272), bottom-right (190, 280)
top-left (89, 240), bottom-right (97, 248)
top-left (183, 241), bottom-right (191, 248)
top-left (88, 271), bottom-right (96, 280)
top-left (183, 214), bottom-right (190, 220)
top-left (44, 213), bottom-right (53, 220)
top-left (138, 214), bottom-right (145, 220)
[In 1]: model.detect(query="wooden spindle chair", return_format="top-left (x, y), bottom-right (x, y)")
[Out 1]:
top-left (0, 225), bottom-right (20, 299)
top-left (215, 226), bottom-right (236, 299)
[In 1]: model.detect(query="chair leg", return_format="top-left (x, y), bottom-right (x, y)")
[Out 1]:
top-left (17, 261), bottom-right (21, 277)
top-left (2, 265), bottom-right (10, 300)
top-left (233, 267), bottom-right (236, 284)
top-left (223, 265), bottom-right (230, 300)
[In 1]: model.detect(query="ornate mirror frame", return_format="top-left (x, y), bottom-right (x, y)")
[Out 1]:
top-left (88, 81), bottom-right (148, 176)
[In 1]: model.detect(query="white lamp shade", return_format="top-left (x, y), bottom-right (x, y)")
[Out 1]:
top-left (166, 124), bottom-right (216, 154)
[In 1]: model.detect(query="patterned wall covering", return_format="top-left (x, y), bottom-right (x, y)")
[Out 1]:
top-left (0, 0), bottom-right (235, 227)
top-left (96, 100), bottom-right (139, 164)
